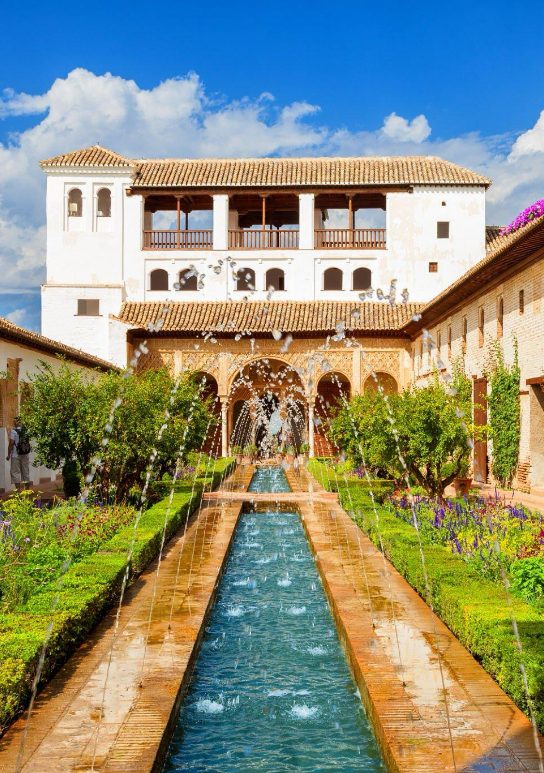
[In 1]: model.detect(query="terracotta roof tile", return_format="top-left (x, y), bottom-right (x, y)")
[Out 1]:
top-left (40, 145), bottom-right (490, 188)
top-left (485, 225), bottom-right (507, 252)
top-left (116, 300), bottom-right (421, 336)
top-left (40, 145), bottom-right (132, 168)
top-left (0, 317), bottom-right (117, 371)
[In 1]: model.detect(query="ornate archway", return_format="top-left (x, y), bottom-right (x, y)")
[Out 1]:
top-left (228, 358), bottom-right (306, 455)
top-left (315, 371), bottom-right (351, 456)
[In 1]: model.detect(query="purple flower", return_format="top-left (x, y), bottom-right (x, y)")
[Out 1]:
top-left (501, 200), bottom-right (544, 235)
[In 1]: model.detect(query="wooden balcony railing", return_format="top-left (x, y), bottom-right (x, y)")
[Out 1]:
top-left (314, 228), bottom-right (386, 249)
top-left (228, 229), bottom-right (299, 249)
top-left (143, 230), bottom-right (213, 250)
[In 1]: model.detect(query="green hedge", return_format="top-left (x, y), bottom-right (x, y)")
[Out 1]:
top-left (306, 459), bottom-right (395, 502)
top-left (308, 460), bottom-right (544, 731)
top-left (0, 459), bottom-right (234, 733)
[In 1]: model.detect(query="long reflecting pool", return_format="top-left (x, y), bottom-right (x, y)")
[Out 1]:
top-left (164, 466), bottom-right (384, 771)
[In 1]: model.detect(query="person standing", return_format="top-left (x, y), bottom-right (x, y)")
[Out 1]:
top-left (6, 417), bottom-right (31, 490)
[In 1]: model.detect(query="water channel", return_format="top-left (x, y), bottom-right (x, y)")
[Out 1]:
top-left (164, 466), bottom-right (384, 771)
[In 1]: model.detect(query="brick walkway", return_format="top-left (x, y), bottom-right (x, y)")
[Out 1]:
top-left (289, 467), bottom-right (544, 773)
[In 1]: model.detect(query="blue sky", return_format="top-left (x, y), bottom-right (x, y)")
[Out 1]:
top-left (1, 0), bottom-right (544, 331)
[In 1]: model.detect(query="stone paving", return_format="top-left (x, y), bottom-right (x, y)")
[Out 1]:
top-left (0, 462), bottom-right (542, 772)
top-left (288, 467), bottom-right (544, 773)
top-left (0, 466), bottom-right (253, 772)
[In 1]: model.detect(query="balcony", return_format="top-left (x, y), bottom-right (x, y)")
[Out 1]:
top-left (314, 228), bottom-right (386, 249)
top-left (143, 230), bottom-right (213, 250)
top-left (228, 229), bottom-right (299, 250)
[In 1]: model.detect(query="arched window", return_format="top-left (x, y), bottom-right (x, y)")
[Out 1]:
top-left (97, 188), bottom-right (111, 217)
top-left (237, 267), bottom-right (255, 291)
top-left (68, 188), bottom-right (82, 217)
top-left (150, 269), bottom-right (169, 291)
top-left (266, 268), bottom-right (285, 292)
top-left (352, 267), bottom-right (371, 291)
top-left (323, 267), bottom-right (343, 291)
top-left (178, 268), bottom-right (198, 291)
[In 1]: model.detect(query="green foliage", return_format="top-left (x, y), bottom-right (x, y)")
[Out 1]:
top-left (510, 558), bottom-right (544, 600)
top-left (308, 461), bottom-right (544, 731)
top-left (486, 341), bottom-right (521, 486)
top-left (21, 363), bottom-right (216, 501)
top-left (0, 459), bottom-right (234, 732)
top-left (329, 377), bottom-right (472, 497)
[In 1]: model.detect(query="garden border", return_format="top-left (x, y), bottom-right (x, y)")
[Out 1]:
top-left (0, 459), bottom-right (235, 734)
top-left (307, 459), bottom-right (544, 732)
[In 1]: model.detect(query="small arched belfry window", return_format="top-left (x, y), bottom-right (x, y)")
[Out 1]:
top-left (150, 268), bottom-right (169, 291)
top-left (323, 267), bottom-right (343, 291)
top-left (178, 268), bottom-right (198, 291)
top-left (237, 267), bottom-right (255, 291)
top-left (68, 188), bottom-right (82, 217)
top-left (266, 268), bottom-right (285, 291)
top-left (97, 188), bottom-right (111, 217)
top-left (352, 267), bottom-right (371, 291)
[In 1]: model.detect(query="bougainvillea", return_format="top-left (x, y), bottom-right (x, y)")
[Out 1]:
top-left (500, 199), bottom-right (544, 235)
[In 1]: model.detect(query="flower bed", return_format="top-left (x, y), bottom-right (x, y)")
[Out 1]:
top-left (0, 496), bottom-right (135, 611)
top-left (0, 458), bottom-right (234, 733)
top-left (307, 460), bottom-right (544, 731)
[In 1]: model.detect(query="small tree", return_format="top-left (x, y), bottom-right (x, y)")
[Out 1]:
top-left (330, 377), bottom-right (472, 498)
top-left (22, 362), bottom-right (214, 500)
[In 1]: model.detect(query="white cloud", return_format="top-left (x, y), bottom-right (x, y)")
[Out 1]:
top-left (5, 308), bottom-right (27, 326)
top-left (0, 67), bottom-right (543, 301)
top-left (381, 112), bottom-right (431, 143)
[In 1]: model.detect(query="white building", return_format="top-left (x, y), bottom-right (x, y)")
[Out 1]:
top-left (40, 146), bottom-right (489, 365)
top-left (0, 316), bottom-right (114, 492)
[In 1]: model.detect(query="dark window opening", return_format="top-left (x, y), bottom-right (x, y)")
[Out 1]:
top-left (352, 267), bottom-right (371, 291)
top-left (323, 267), bottom-right (343, 291)
top-left (437, 221), bottom-right (450, 238)
top-left (429, 262), bottom-right (438, 273)
top-left (150, 269), bottom-right (169, 291)
top-left (77, 299), bottom-right (100, 316)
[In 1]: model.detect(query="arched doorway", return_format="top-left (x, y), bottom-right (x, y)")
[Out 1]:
top-left (228, 358), bottom-right (306, 456)
top-left (363, 372), bottom-right (398, 395)
top-left (315, 372), bottom-right (351, 456)
top-left (193, 372), bottom-right (220, 455)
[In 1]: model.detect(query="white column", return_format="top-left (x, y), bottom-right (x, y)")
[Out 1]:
top-left (213, 194), bottom-right (229, 250)
top-left (308, 400), bottom-right (315, 458)
top-left (221, 399), bottom-right (228, 457)
top-left (298, 193), bottom-right (315, 250)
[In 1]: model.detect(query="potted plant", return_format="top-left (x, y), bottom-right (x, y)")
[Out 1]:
top-left (453, 457), bottom-right (473, 497)
top-left (297, 442), bottom-right (310, 465)
top-left (231, 445), bottom-right (243, 465)
top-left (285, 444), bottom-right (296, 464)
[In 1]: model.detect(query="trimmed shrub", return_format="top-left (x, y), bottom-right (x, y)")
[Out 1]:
top-left (0, 459), bottom-right (234, 733)
top-left (308, 460), bottom-right (544, 731)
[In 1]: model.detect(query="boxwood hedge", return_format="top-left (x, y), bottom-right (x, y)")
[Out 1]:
top-left (0, 459), bottom-right (234, 733)
top-left (308, 459), bottom-right (544, 731)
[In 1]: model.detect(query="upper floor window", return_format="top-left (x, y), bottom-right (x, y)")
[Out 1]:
top-left (519, 289), bottom-right (525, 314)
top-left (462, 316), bottom-right (468, 352)
top-left (237, 267), bottom-right (256, 291)
top-left (352, 267), bottom-right (371, 291)
top-left (497, 296), bottom-right (504, 339)
top-left (266, 268), bottom-right (285, 292)
top-left (150, 268), bottom-right (169, 291)
top-left (77, 299), bottom-right (100, 316)
top-left (68, 188), bottom-right (82, 217)
top-left (323, 267), bottom-right (343, 291)
top-left (97, 188), bottom-right (111, 217)
top-left (429, 262), bottom-right (438, 273)
top-left (437, 221), bottom-right (450, 239)
top-left (178, 268), bottom-right (198, 291)
top-left (436, 330), bottom-right (442, 357)
top-left (447, 325), bottom-right (452, 358)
